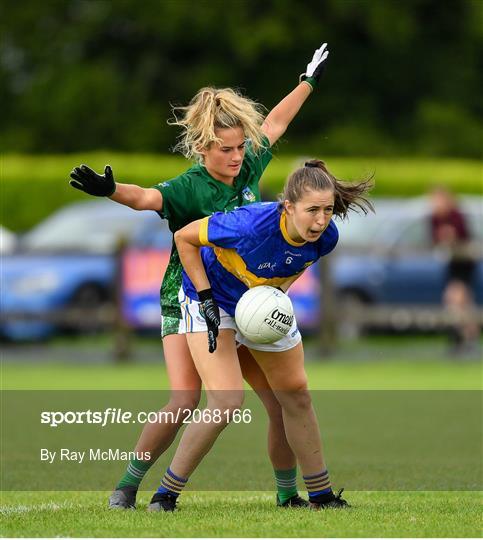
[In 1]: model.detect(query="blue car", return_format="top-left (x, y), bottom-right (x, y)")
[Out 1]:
top-left (0, 200), bottom-right (171, 340)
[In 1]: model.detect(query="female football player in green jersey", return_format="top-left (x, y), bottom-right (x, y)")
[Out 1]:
top-left (69, 43), bottom-right (330, 510)
top-left (158, 160), bottom-right (373, 512)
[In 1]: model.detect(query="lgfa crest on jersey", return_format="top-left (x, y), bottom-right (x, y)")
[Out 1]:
top-left (242, 186), bottom-right (256, 202)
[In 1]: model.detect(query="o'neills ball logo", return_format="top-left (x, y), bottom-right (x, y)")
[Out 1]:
top-left (264, 308), bottom-right (294, 335)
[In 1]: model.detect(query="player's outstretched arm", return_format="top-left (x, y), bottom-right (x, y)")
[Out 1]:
top-left (69, 164), bottom-right (163, 211)
top-left (262, 43), bottom-right (329, 146)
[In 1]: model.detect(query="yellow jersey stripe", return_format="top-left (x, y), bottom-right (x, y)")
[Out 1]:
top-left (199, 216), bottom-right (215, 247)
top-left (213, 246), bottom-right (303, 288)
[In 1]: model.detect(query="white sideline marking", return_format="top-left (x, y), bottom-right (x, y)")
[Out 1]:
top-left (0, 502), bottom-right (75, 515)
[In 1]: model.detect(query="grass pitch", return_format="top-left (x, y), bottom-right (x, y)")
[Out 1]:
top-left (1, 491), bottom-right (480, 537)
top-left (2, 355), bottom-right (481, 391)
top-left (1, 344), bottom-right (481, 537)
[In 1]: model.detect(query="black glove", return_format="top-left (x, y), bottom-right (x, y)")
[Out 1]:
top-left (69, 164), bottom-right (116, 197)
top-left (198, 289), bottom-right (220, 354)
top-left (299, 43), bottom-right (329, 89)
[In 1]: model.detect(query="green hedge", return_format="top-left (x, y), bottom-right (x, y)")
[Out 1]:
top-left (2, 153), bottom-right (481, 232)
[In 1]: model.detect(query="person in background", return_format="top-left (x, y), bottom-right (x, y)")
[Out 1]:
top-left (429, 186), bottom-right (479, 354)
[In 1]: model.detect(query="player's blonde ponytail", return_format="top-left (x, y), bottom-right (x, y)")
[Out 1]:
top-left (282, 159), bottom-right (374, 219)
top-left (168, 87), bottom-right (267, 161)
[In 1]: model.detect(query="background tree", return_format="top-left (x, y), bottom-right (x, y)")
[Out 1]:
top-left (2, 0), bottom-right (482, 156)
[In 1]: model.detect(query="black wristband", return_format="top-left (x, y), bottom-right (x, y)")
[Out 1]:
top-left (197, 288), bottom-right (213, 302)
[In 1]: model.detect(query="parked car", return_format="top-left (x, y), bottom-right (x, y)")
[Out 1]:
top-left (0, 200), bottom-right (171, 340)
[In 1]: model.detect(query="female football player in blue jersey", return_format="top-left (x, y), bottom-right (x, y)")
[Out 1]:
top-left (69, 45), bottom-right (331, 510)
top-left (151, 159), bottom-right (373, 511)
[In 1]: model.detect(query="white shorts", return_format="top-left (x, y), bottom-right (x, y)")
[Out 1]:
top-left (178, 289), bottom-right (302, 353)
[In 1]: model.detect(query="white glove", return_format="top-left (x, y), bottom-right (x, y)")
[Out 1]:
top-left (300, 43), bottom-right (329, 89)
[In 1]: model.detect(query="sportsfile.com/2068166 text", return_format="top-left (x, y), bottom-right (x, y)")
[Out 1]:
top-left (40, 408), bottom-right (253, 427)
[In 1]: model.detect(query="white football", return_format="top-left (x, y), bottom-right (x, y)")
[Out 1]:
top-left (235, 286), bottom-right (295, 344)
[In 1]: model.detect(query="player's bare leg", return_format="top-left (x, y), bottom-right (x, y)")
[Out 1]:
top-left (249, 342), bottom-right (348, 508)
top-left (238, 345), bottom-right (306, 506)
top-left (133, 334), bottom-right (201, 459)
top-left (167, 329), bottom-right (244, 478)
top-left (248, 343), bottom-right (326, 473)
top-left (148, 330), bottom-right (245, 511)
top-left (109, 334), bottom-right (201, 509)
top-left (238, 345), bottom-right (296, 470)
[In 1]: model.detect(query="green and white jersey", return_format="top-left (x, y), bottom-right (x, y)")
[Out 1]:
top-left (152, 137), bottom-right (272, 335)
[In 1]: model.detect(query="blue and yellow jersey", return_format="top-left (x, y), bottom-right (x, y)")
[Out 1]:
top-left (182, 202), bottom-right (339, 315)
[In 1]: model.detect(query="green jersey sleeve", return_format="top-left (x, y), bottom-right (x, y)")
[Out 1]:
top-left (151, 174), bottom-right (195, 225)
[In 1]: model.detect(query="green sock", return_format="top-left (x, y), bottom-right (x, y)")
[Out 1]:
top-left (116, 458), bottom-right (153, 489)
top-left (275, 467), bottom-right (298, 503)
